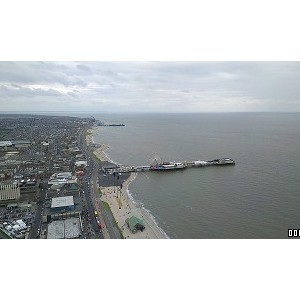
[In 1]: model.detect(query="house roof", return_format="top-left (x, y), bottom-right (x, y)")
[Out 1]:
top-left (126, 215), bottom-right (144, 231)
top-left (51, 196), bottom-right (74, 209)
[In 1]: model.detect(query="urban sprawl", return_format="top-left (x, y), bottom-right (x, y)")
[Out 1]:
top-left (0, 114), bottom-right (142, 239)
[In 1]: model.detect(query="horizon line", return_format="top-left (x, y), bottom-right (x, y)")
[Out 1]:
top-left (1, 111), bottom-right (299, 114)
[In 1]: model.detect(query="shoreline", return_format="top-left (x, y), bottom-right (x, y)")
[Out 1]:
top-left (90, 126), bottom-right (168, 239)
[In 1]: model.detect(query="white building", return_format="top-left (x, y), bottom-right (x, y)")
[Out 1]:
top-left (75, 160), bottom-right (88, 167)
top-left (0, 183), bottom-right (20, 206)
top-left (0, 141), bottom-right (13, 148)
top-left (51, 195), bottom-right (74, 211)
top-left (48, 172), bottom-right (76, 186)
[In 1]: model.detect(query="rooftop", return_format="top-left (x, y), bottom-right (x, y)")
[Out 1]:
top-left (75, 160), bottom-right (87, 166)
top-left (126, 215), bottom-right (144, 233)
top-left (47, 220), bottom-right (64, 239)
top-left (64, 218), bottom-right (81, 239)
top-left (0, 141), bottom-right (12, 147)
top-left (47, 217), bottom-right (81, 239)
top-left (51, 196), bottom-right (74, 209)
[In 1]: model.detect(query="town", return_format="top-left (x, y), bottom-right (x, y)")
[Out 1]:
top-left (0, 114), bottom-right (129, 239)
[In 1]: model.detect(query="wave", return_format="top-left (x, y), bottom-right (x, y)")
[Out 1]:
top-left (93, 126), bottom-right (169, 238)
top-left (93, 129), bottom-right (123, 165)
top-left (141, 206), bottom-right (170, 239)
top-left (103, 149), bottom-right (121, 165)
top-left (126, 185), bottom-right (170, 239)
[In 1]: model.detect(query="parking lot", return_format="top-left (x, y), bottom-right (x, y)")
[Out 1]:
top-left (0, 206), bottom-right (33, 225)
top-left (98, 169), bottom-right (131, 188)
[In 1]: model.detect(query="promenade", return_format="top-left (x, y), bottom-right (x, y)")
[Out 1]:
top-left (90, 127), bottom-right (167, 239)
top-left (100, 174), bottom-right (166, 239)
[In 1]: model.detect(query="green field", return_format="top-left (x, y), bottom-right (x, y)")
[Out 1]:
top-left (0, 228), bottom-right (12, 239)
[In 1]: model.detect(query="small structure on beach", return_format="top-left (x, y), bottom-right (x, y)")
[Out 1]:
top-left (101, 163), bottom-right (120, 174)
top-left (126, 215), bottom-right (145, 233)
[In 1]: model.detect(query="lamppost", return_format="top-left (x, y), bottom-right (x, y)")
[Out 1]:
top-left (116, 174), bottom-right (119, 196)
top-left (113, 171), bottom-right (116, 193)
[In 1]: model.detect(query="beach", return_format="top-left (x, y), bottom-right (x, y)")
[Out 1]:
top-left (88, 127), bottom-right (167, 239)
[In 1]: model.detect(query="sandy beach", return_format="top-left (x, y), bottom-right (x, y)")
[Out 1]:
top-left (93, 145), bottom-right (111, 162)
top-left (86, 128), bottom-right (111, 162)
top-left (89, 127), bottom-right (167, 239)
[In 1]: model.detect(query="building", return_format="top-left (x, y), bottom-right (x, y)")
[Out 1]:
top-left (48, 182), bottom-right (80, 197)
top-left (125, 215), bottom-right (145, 233)
top-left (43, 194), bottom-right (82, 223)
top-left (47, 217), bottom-right (82, 239)
top-left (11, 140), bottom-right (31, 149)
top-left (0, 141), bottom-right (13, 148)
top-left (0, 182), bottom-right (20, 207)
top-left (48, 172), bottom-right (77, 186)
top-left (51, 196), bottom-right (75, 213)
top-left (75, 160), bottom-right (88, 168)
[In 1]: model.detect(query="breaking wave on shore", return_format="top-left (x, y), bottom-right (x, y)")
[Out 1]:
top-left (93, 126), bottom-right (169, 238)
top-left (102, 149), bottom-right (120, 166)
top-left (126, 184), bottom-right (169, 239)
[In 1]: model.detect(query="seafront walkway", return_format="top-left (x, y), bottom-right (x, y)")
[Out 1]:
top-left (89, 126), bottom-right (167, 239)
top-left (91, 171), bottom-right (110, 239)
top-left (101, 182), bottom-right (166, 239)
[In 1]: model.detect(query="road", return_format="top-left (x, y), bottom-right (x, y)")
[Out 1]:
top-left (78, 129), bottom-right (104, 239)
top-left (81, 178), bottom-right (103, 239)
top-left (29, 127), bottom-right (111, 239)
top-left (92, 162), bottom-right (121, 239)
top-left (28, 181), bottom-right (47, 239)
top-left (78, 128), bottom-right (121, 239)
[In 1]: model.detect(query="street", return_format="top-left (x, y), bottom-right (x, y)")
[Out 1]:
top-left (28, 182), bottom-right (47, 239)
top-left (78, 129), bottom-right (104, 239)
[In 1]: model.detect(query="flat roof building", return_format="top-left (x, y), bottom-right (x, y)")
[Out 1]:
top-left (44, 193), bottom-right (82, 223)
top-left (0, 141), bottom-right (13, 147)
top-left (75, 160), bottom-right (88, 167)
top-left (47, 217), bottom-right (81, 239)
top-left (51, 196), bottom-right (74, 212)
top-left (0, 182), bottom-right (20, 207)
top-left (47, 220), bottom-right (64, 239)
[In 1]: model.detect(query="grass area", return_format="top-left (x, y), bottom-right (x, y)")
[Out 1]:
top-left (92, 152), bottom-right (102, 163)
top-left (101, 201), bottom-right (124, 239)
top-left (97, 187), bottom-right (102, 196)
top-left (102, 200), bottom-right (111, 212)
top-left (119, 228), bottom-right (124, 239)
top-left (0, 228), bottom-right (12, 239)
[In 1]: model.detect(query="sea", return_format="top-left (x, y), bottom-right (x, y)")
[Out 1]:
top-left (34, 112), bottom-right (300, 239)
top-left (89, 112), bottom-right (300, 239)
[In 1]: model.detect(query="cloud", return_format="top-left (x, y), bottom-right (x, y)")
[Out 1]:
top-left (1, 62), bottom-right (300, 112)
top-left (76, 64), bottom-right (92, 73)
top-left (0, 83), bottom-right (75, 98)
top-left (0, 62), bottom-right (87, 87)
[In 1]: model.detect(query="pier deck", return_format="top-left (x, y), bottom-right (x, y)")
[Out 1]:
top-left (111, 158), bottom-right (235, 173)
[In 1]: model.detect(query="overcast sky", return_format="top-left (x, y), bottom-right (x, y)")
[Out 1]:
top-left (0, 61), bottom-right (300, 113)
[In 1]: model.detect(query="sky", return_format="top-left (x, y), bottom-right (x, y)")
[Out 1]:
top-left (1, 61), bottom-right (300, 113)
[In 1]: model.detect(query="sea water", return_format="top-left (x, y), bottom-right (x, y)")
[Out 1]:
top-left (90, 113), bottom-right (300, 238)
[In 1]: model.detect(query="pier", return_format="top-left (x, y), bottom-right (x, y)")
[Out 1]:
top-left (102, 158), bottom-right (235, 174)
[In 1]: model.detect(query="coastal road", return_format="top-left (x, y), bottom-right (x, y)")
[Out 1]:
top-left (29, 181), bottom-right (47, 239)
top-left (81, 178), bottom-right (103, 239)
top-left (92, 163), bottom-right (121, 239)
top-left (78, 128), bottom-right (105, 239)
top-left (78, 128), bottom-right (121, 239)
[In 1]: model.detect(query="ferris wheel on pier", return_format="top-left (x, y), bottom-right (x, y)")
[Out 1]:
top-left (149, 153), bottom-right (162, 167)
